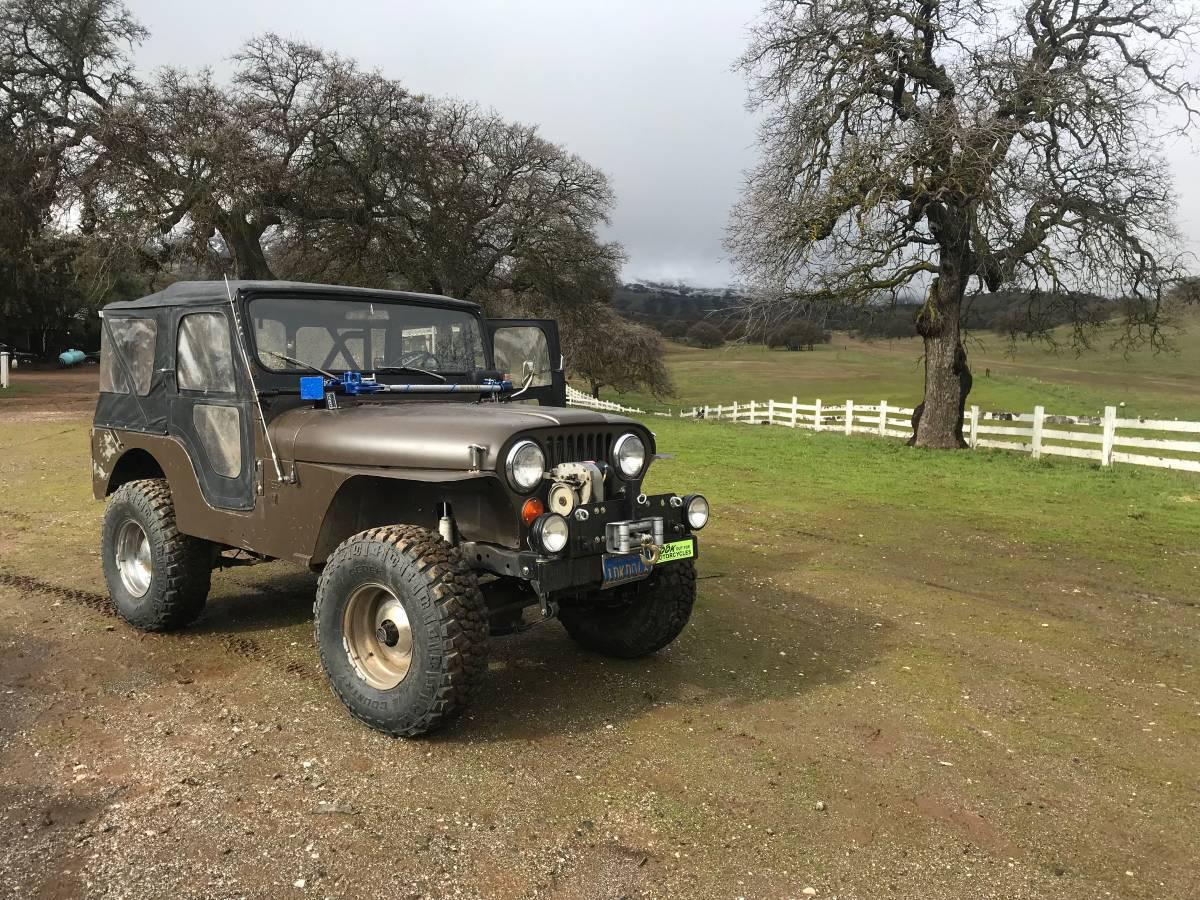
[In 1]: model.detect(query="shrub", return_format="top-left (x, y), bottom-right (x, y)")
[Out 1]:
top-left (768, 320), bottom-right (831, 350)
top-left (686, 321), bottom-right (724, 348)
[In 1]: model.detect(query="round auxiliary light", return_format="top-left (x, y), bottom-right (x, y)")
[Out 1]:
top-left (684, 494), bottom-right (710, 530)
top-left (506, 440), bottom-right (545, 492)
top-left (531, 513), bottom-right (570, 555)
top-left (613, 433), bottom-right (646, 479)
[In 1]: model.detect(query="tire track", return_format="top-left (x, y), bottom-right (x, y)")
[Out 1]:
top-left (0, 571), bottom-right (316, 679)
top-left (0, 571), bottom-right (115, 616)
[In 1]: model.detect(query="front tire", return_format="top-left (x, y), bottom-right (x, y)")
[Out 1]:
top-left (559, 559), bottom-right (696, 658)
top-left (100, 478), bottom-right (212, 631)
top-left (315, 526), bottom-right (488, 737)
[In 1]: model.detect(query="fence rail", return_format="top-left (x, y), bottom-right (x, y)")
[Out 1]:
top-left (564, 386), bottom-right (1200, 474)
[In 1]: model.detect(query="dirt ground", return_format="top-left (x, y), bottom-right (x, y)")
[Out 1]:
top-left (1, 371), bottom-right (1198, 899)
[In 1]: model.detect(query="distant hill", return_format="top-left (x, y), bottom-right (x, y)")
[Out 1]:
top-left (611, 280), bottom-right (1131, 344)
top-left (613, 281), bottom-right (748, 321)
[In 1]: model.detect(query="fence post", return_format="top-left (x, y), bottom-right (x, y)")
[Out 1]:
top-left (767, 398), bottom-right (775, 426)
top-left (969, 405), bottom-right (979, 449)
top-left (790, 396), bottom-right (798, 428)
top-left (878, 400), bottom-right (888, 436)
top-left (732, 401), bottom-right (738, 423)
top-left (1101, 405), bottom-right (1117, 466)
top-left (845, 399), bottom-right (854, 435)
top-left (1031, 405), bottom-right (1045, 459)
top-left (0, 351), bottom-right (8, 389)
top-left (749, 400), bottom-right (757, 424)
top-left (814, 398), bottom-right (822, 431)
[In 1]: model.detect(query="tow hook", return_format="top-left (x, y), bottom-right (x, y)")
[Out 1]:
top-left (639, 538), bottom-right (661, 566)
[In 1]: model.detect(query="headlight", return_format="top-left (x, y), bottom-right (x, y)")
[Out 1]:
top-left (531, 513), bottom-right (569, 555)
top-left (684, 494), bottom-right (710, 530)
top-left (506, 440), bottom-right (545, 492)
top-left (613, 433), bottom-right (646, 479)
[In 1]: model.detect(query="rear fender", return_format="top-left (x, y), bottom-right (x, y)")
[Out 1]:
top-left (92, 429), bottom-right (172, 498)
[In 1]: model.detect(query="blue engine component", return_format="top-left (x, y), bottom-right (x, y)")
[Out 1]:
top-left (299, 376), bottom-right (326, 401)
top-left (299, 371), bottom-right (384, 401)
top-left (339, 372), bottom-right (382, 395)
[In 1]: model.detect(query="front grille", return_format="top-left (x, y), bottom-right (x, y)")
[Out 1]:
top-left (542, 431), bottom-right (616, 467)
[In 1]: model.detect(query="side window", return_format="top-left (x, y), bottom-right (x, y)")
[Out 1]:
top-left (177, 312), bottom-right (236, 393)
top-left (193, 404), bottom-right (242, 477)
top-left (493, 326), bottom-right (552, 387)
top-left (98, 325), bottom-right (124, 394)
top-left (99, 317), bottom-right (157, 395)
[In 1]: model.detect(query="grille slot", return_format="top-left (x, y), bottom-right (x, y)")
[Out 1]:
top-left (543, 431), bottom-right (615, 467)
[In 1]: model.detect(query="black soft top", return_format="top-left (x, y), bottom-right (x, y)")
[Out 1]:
top-left (102, 280), bottom-right (481, 313)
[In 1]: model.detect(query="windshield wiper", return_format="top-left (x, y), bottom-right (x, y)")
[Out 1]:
top-left (374, 364), bottom-right (446, 383)
top-left (264, 351), bottom-right (337, 380)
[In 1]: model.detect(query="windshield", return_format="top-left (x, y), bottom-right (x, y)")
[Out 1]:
top-left (249, 297), bottom-right (487, 375)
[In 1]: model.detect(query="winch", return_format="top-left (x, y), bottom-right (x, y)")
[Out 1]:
top-left (546, 461), bottom-right (605, 516)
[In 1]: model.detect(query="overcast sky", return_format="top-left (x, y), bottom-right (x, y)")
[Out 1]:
top-left (125, 0), bottom-right (1198, 288)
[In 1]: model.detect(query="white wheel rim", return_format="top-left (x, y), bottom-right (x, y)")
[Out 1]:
top-left (342, 583), bottom-right (414, 690)
top-left (115, 519), bottom-right (152, 598)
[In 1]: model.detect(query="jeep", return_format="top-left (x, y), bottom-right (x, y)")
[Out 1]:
top-left (90, 281), bottom-right (710, 736)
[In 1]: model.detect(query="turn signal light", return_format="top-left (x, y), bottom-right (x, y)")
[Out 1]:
top-left (521, 498), bottom-right (545, 526)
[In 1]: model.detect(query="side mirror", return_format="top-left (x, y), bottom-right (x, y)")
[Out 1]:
top-left (522, 360), bottom-right (536, 378)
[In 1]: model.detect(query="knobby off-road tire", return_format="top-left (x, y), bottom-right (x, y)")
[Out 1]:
top-left (100, 478), bottom-right (212, 632)
top-left (559, 559), bottom-right (696, 659)
top-left (315, 526), bottom-right (488, 737)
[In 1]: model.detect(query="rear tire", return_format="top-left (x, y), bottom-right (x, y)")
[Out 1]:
top-left (315, 526), bottom-right (488, 737)
top-left (559, 559), bottom-right (696, 658)
top-left (100, 478), bottom-right (211, 631)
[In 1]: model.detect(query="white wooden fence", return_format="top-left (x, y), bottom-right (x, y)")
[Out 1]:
top-left (565, 385), bottom-right (673, 418)
top-left (564, 386), bottom-right (1200, 474)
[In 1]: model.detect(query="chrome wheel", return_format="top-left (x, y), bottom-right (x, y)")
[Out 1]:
top-left (342, 583), bottom-right (413, 690)
top-left (115, 519), bottom-right (152, 598)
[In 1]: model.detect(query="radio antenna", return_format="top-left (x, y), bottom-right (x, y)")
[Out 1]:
top-left (224, 276), bottom-right (290, 484)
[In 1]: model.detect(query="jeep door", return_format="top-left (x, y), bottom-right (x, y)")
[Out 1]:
top-left (169, 308), bottom-right (256, 511)
top-left (487, 319), bottom-right (566, 406)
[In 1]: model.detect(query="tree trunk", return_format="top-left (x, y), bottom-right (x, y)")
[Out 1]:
top-left (216, 212), bottom-right (275, 280)
top-left (914, 255), bottom-right (971, 449)
top-left (590, 382), bottom-right (602, 399)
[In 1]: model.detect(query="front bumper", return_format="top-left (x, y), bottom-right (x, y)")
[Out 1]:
top-left (460, 492), bottom-right (699, 596)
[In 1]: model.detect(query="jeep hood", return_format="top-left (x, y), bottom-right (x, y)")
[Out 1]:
top-left (270, 402), bottom-right (640, 470)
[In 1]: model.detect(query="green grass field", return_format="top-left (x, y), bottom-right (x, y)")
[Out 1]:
top-left (644, 418), bottom-right (1200, 596)
top-left (607, 307), bottom-right (1200, 421)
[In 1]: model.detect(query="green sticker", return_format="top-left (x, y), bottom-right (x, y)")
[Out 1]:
top-left (658, 540), bottom-right (695, 563)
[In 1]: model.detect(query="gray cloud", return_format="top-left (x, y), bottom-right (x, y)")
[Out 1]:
top-left (126, 0), bottom-right (1198, 287)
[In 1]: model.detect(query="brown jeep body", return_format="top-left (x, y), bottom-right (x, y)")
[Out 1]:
top-left (91, 281), bottom-right (699, 600)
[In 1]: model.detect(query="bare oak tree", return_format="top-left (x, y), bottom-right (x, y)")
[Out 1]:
top-left (729, 0), bottom-right (1197, 447)
top-left (560, 303), bottom-right (674, 399)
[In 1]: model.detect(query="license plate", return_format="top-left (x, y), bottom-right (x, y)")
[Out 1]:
top-left (601, 553), bottom-right (653, 588)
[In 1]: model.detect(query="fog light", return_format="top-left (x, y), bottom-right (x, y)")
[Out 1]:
top-left (684, 494), bottom-right (710, 530)
top-left (531, 513), bottom-right (569, 555)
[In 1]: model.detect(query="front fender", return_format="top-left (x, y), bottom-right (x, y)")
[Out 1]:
top-left (308, 468), bottom-right (519, 566)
